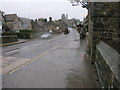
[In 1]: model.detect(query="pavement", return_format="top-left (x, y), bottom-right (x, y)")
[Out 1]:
top-left (2, 28), bottom-right (100, 88)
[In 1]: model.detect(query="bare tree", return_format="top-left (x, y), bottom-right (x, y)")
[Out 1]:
top-left (69, 0), bottom-right (89, 9)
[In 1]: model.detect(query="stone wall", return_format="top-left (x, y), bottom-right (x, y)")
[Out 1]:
top-left (86, 2), bottom-right (120, 88)
top-left (93, 2), bottom-right (119, 53)
top-left (13, 21), bottom-right (21, 31)
top-left (95, 41), bottom-right (119, 88)
top-left (87, 2), bottom-right (119, 63)
top-left (6, 22), bottom-right (14, 31)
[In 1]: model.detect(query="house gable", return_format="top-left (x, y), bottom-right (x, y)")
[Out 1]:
top-left (5, 14), bottom-right (19, 22)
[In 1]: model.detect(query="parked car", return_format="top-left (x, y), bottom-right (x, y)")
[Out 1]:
top-left (41, 33), bottom-right (52, 39)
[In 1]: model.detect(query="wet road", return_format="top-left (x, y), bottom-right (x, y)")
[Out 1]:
top-left (2, 28), bottom-right (99, 88)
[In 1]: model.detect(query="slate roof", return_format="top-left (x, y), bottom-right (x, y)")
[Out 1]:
top-left (19, 17), bottom-right (31, 28)
top-left (5, 14), bottom-right (18, 22)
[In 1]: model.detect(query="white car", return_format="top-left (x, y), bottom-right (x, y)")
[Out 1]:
top-left (41, 33), bottom-right (52, 39)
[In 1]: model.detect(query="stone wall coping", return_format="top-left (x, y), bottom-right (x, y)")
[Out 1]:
top-left (96, 41), bottom-right (120, 81)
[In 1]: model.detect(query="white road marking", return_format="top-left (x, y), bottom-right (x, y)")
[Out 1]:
top-left (33, 44), bottom-right (38, 46)
top-left (33, 42), bottom-right (44, 46)
top-left (21, 47), bottom-right (28, 49)
top-left (38, 42), bottom-right (45, 45)
top-left (4, 49), bottom-right (21, 54)
top-left (4, 47), bottom-right (28, 54)
top-left (4, 42), bottom-right (45, 54)
top-left (48, 39), bottom-right (53, 42)
top-left (9, 45), bottom-right (59, 74)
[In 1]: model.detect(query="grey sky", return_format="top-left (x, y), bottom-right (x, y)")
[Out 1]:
top-left (0, 0), bottom-right (87, 21)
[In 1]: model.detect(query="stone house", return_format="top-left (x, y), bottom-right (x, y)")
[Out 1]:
top-left (37, 19), bottom-right (47, 31)
top-left (46, 21), bottom-right (62, 34)
top-left (55, 20), bottom-right (67, 31)
top-left (0, 11), bottom-right (9, 32)
top-left (5, 14), bottom-right (21, 32)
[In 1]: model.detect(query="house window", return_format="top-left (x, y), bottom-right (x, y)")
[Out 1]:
top-left (14, 22), bottom-right (17, 24)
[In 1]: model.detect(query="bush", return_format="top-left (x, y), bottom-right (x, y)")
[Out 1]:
top-left (1, 35), bottom-right (18, 44)
top-left (2, 32), bottom-right (19, 36)
top-left (18, 32), bottom-right (32, 39)
top-left (19, 29), bottom-right (34, 33)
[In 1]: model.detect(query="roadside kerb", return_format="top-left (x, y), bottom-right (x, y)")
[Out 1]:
top-left (0, 40), bottom-right (29, 47)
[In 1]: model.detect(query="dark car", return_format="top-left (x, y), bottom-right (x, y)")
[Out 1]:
top-left (64, 28), bottom-right (70, 34)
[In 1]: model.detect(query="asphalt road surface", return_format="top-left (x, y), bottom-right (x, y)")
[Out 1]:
top-left (2, 28), bottom-right (99, 88)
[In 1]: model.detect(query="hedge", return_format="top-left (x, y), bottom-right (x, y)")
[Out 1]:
top-left (1, 35), bottom-right (18, 44)
top-left (18, 32), bottom-right (32, 39)
top-left (2, 32), bottom-right (19, 36)
top-left (19, 29), bottom-right (34, 33)
top-left (2, 32), bottom-right (32, 39)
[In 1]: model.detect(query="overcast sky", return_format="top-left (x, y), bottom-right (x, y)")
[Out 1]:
top-left (0, 0), bottom-right (87, 21)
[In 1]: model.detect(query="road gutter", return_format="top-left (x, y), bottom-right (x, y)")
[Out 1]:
top-left (0, 40), bottom-right (28, 47)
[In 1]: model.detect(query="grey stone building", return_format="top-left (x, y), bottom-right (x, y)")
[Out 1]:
top-left (46, 21), bottom-right (62, 34)
top-left (55, 20), bottom-right (67, 31)
top-left (61, 14), bottom-right (68, 22)
top-left (5, 14), bottom-right (21, 32)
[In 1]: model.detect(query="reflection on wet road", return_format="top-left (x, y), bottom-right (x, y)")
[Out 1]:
top-left (2, 28), bottom-right (99, 88)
